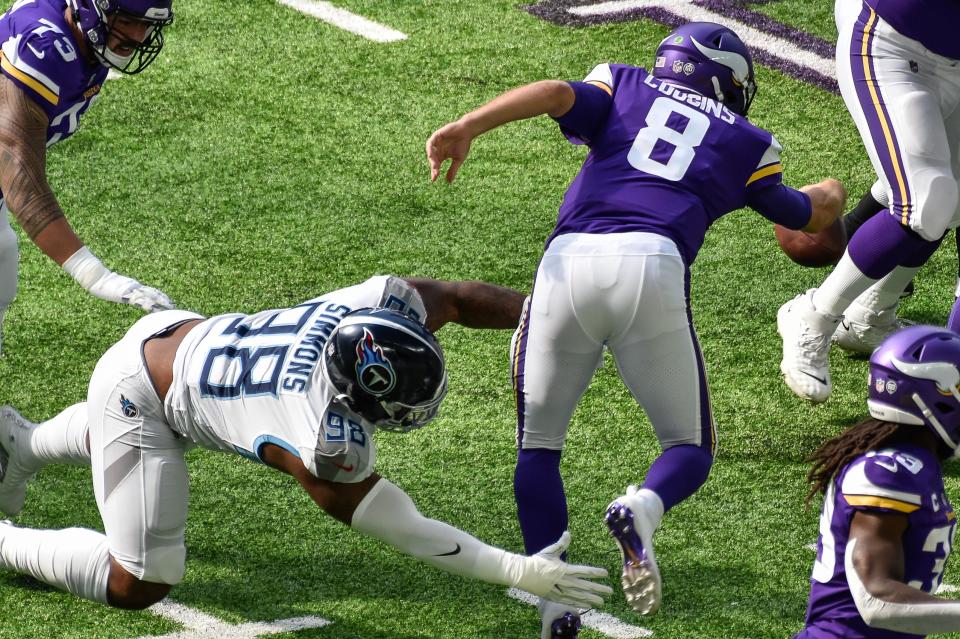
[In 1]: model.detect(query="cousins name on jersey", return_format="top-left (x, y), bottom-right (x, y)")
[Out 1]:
top-left (644, 73), bottom-right (736, 123)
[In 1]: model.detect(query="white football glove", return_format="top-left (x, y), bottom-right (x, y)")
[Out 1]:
top-left (63, 247), bottom-right (174, 312)
top-left (515, 531), bottom-right (612, 609)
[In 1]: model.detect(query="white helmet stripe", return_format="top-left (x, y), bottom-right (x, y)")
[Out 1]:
top-left (690, 36), bottom-right (749, 83)
top-left (890, 356), bottom-right (960, 391)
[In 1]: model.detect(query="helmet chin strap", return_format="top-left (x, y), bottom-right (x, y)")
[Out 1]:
top-left (911, 392), bottom-right (960, 457)
top-left (95, 44), bottom-right (133, 70)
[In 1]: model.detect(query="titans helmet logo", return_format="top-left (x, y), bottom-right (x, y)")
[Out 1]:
top-left (355, 328), bottom-right (397, 396)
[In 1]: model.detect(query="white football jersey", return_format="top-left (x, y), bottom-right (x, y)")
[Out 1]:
top-left (163, 276), bottom-right (427, 483)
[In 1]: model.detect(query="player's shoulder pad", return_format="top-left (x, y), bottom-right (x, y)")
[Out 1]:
top-left (1, 15), bottom-right (86, 108)
top-left (583, 63), bottom-right (614, 93)
top-left (840, 448), bottom-right (926, 514)
top-left (372, 275), bottom-right (427, 324)
top-left (310, 404), bottom-right (376, 484)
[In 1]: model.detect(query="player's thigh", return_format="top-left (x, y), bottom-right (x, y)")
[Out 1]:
top-left (88, 328), bottom-right (189, 585)
top-left (836, 1), bottom-right (956, 238)
top-left (608, 254), bottom-right (714, 451)
top-left (612, 325), bottom-right (715, 452)
top-left (513, 256), bottom-right (604, 450)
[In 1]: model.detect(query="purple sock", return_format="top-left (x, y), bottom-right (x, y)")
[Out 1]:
top-left (641, 444), bottom-right (713, 512)
top-left (848, 210), bottom-right (942, 278)
top-left (949, 297), bottom-right (960, 334)
top-left (515, 448), bottom-right (567, 556)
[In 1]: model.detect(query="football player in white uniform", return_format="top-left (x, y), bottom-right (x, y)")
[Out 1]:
top-left (779, 0), bottom-right (960, 401)
top-left (0, 275), bottom-right (612, 616)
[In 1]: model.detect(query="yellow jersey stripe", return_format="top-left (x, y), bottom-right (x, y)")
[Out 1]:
top-left (844, 494), bottom-right (921, 513)
top-left (860, 9), bottom-right (910, 225)
top-left (0, 53), bottom-right (58, 105)
top-left (586, 80), bottom-right (613, 96)
top-left (746, 163), bottom-right (782, 186)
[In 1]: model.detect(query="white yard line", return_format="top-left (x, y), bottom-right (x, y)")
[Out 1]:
top-left (508, 588), bottom-right (654, 638)
top-left (137, 600), bottom-right (332, 639)
top-left (276, 0), bottom-right (407, 42)
top-left (569, 0), bottom-right (835, 80)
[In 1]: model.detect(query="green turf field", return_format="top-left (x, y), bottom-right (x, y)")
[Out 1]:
top-left (0, 0), bottom-right (957, 637)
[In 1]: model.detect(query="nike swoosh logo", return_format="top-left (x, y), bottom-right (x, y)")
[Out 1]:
top-left (331, 461), bottom-right (354, 472)
top-left (26, 43), bottom-right (44, 59)
top-left (434, 544), bottom-right (461, 557)
top-left (801, 371), bottom-right (827, 385)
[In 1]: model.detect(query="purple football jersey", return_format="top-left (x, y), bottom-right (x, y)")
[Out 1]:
top-left (798, 444), bottom-right (956, 639)
top-left (865, 0), bottom-right (960, 60)
top-left (550, 63), bottom-right (783, 265)
top-left (0, 0), bottom-right (108, 147)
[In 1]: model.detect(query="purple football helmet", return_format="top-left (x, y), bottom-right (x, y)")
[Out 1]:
top-left (868, 325), bottom-right (960, 456)
top-left (653, 22), bottom-right (756, 116)
top-left (68, 0), bottom-right (173, 74)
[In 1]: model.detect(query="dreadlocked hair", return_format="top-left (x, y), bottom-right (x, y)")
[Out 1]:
top-left (805, 418), bottom-right (915, 508)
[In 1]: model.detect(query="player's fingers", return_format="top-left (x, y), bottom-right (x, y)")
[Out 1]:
top-left (538, 531), bottom-right (571, 557)
top-left (446, 157), bottom-right (465, 183)
top-left (564, 564), bottom-right (610, 580)
top-left (553, 588), bottom-right (606, 609)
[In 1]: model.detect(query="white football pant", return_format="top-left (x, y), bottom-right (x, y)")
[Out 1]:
top-left (836, 0), bottom-right (960, 241)
top-left (512, 232), bottom-right (715, 454)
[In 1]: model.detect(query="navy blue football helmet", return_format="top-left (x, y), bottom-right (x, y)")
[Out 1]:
top-left (322, 308), bottom-right (447, 432)
top-left (653, 22), bottom-right (756, 116)
top-left (68, 0), bottom-right (174, 74)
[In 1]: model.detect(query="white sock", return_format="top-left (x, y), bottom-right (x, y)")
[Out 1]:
top-left (0, 522), bottom-right (110, 604)
top-left (848, 266), bottom-right (921, 317)
top-left (812, 251), bottom-right (879, 317)
top-left (29, 403), bottom-right (90, 465)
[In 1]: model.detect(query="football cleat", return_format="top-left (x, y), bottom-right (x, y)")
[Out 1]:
top-left (0, 406), bottom-right (40, 517)
top-left (605, 499), bottom-right (661, 615)
top-left (833, 307), bottom-right (913, 355)
top-left (550, 612), bottom-right (582, 638)
top-left (777, 290), bottom-right (838, 403)
top-left (539, 599), bottom-right (581, 639)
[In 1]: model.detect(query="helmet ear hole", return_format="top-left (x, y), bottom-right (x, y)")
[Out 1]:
top-left (936, 401), bottom-right (956, 414)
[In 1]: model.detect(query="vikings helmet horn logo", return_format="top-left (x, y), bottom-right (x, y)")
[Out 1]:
top-left (355, 328), bottom-right (397, 396)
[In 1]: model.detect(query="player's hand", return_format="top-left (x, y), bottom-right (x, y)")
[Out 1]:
top-left (516, 531), bottom-right (612, 609)
top-left (89, 270), bottom-right (174, 312)
top-left (426, 120), bottom-right (474, 183)
top-left (801, 178), bottom-right (848, 232)
top-left (63, 246), bottom-right (175, 312)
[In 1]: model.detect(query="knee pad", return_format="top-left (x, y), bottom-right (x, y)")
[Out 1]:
top-left (909, 172), bottom-right (959, 241)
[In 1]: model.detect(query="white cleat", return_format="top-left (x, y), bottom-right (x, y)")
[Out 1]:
top-left (777, 290), bottom-right (838, 404)
top-left (833, 305), bottom-right (913, 355)
top-left (0, 406), bottom-right (39, 517)
top-left (605, 495), bottom-right (660, 615)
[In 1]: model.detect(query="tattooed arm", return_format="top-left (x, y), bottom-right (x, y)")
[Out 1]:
top-left (0, 75), bottom-right (174, 311)
top-left (0, 74), bottom-right (79, 263)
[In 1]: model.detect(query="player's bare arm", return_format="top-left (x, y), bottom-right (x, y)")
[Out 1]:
top-left (801, 178), bottom-right (847, 233)
top-left (0, 75), bottom-right (80, 263)
top-left (405, 278), bottom-right (525, 332)
top-left (426, 80), bottom-right (574, 183)
top-left (848, 510), bottom-right (960, 632)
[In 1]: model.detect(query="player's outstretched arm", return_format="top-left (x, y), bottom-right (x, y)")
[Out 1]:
top-left (847, 511), bottom-right (960, 633)
top-left (0, 77), bottom-right (173, 312)
top-left (405, 278), bottom-right (526, 332)
top-left (426, 80), bottom-right (575, 183)
top-left (261, 443), bottom-right (611, 609)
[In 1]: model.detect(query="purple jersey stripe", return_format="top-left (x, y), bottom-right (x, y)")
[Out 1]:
top-left (684, 268), bottom-right (716, 454)
top-left (513, 291), bottom-right (534, 448)
top-left (848, 5), bottom-right (913, 225)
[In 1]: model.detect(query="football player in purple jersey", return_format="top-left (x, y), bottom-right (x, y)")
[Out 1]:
top-left (0, 276), bottom-right (612, 614)
top-left (798, 325), bottom-right (960, 638)
top-left (427, 21), bottom-right (845, 638)
top-left (779, 0), bottom-right (960, 401)
top-left (0, 0), bottom-right (177, 356)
